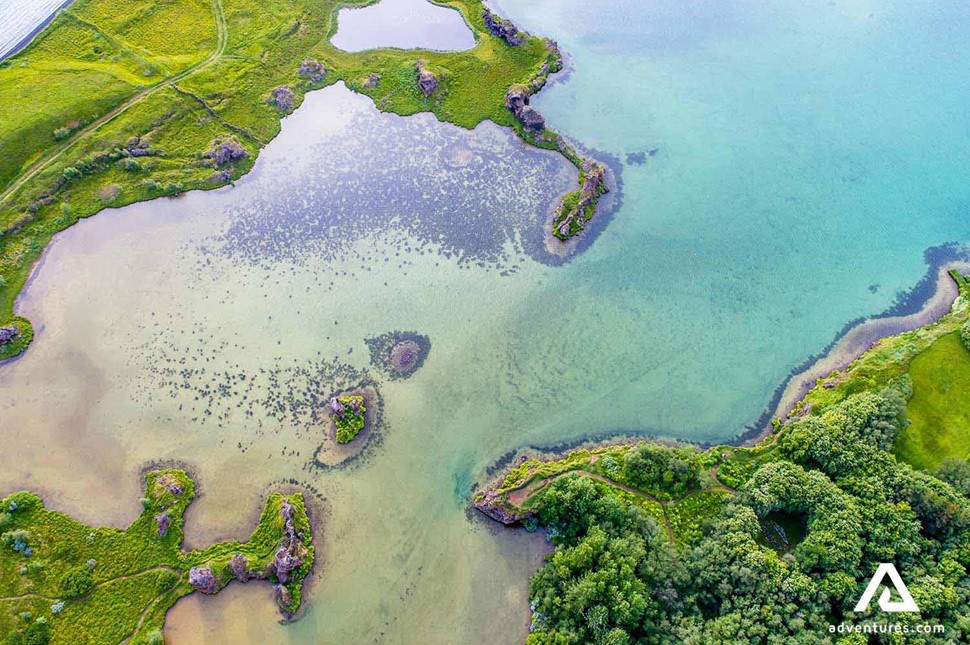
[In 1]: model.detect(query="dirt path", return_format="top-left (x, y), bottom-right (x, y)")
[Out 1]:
top-left (0, 0), bottom-right (229, 206)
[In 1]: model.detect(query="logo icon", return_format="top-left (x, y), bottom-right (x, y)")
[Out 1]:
top-left (855, 563), bottom-right (919, 613)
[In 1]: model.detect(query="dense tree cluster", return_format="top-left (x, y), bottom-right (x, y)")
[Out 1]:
top-left (526, 388), bottom-right (970, 644)
top-left (622, 444), bottom-right (701, 498)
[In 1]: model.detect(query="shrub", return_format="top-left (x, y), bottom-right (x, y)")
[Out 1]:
top-left (962, 320), bottom-right (970, 352)
top-left (59, 565), bottom-right (94, 598)
top-left (62, 167), bottom-right (82, 180)
top-left (53, 127), bottom-right (71, 141)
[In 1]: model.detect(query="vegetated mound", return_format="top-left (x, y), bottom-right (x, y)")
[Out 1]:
top-left (365, 331), bottom-right (431, 380)
top-left (314, 384), bottom-right (383, 469)
top-left (0, 469), bottom-right (315, 643)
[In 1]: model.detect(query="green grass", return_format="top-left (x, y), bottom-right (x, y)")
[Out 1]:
top-left (796, 270), bottom-right (970, 412)
top-left (895, 332), bottom-right (970, 469)
top-left (0, 0), bottom-right (603, 360)
top-left (0, 469), bottom-right (314, 644)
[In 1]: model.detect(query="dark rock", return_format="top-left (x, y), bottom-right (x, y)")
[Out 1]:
top-left (626, 151), bottom-right (647, 165)
top-left (230, 553), bottom-right (251, 582)
top-left (0, 325), bottom-right (18, 345)
top-left (328, 397), bottom-right (345, 417)
top-left (188, 566), bottom-right (218, 594)
top-left (416, 60), bottom-right (438, 98)
top-left (517, 105), bottom-right (545, 131)
top-left (269, 86), bottom-right (295, 112)
top-left (210, 136), bottom-right (248, 167)
top-left (483, 7), bottom-right (525, 46)
top-left (275, 583), bottom-right (292, 610)
top-left (155, 512), bottom-right (170, 538)
top-left (363, 73), bottom-right (381, 88)
top-left (473, 491), bottom-right (534, 525)
top-left (272, 546), bottom-right (301, 583)
top-left (298, 58), bottom-right (324, 81)
top-left (556, 159), bottom-right (610, 238)
top-left (505, 85), bottom-right (544, 131)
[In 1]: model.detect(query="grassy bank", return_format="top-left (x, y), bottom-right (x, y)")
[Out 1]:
top-left (0, 469), bottom-right (314, 643)
top-left (0, 0), bottom-right (602, 361)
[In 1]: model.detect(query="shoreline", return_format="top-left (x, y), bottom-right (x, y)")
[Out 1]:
top-left (0, 0), bottom-right (75, 61)
top-left (745, 258), bottom-right (970, 444)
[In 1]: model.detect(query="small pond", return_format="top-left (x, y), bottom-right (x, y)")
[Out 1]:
top-left (330, 0), bottom-right (475, 52)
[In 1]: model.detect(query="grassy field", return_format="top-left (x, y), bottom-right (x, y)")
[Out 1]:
top-left (895, 331), bottom-right (970, 469)
top-left (0, 0), bottom-right (604, 360)
top-left (0, 469), bottom-right (314, 644)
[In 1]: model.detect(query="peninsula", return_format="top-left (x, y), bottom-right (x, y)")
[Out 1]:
top-left (0, 469), bottom-right (314, 643)
top-left (0, 0), bottom-right (608, 361)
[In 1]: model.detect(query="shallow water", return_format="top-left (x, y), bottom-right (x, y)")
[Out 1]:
top-left (331, 0), bottom-right (475, 52)
top-left (3, 0), bottom-right (970, 642)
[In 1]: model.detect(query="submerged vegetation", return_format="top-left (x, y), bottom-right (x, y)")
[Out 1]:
top-left (0, 469), bottom-right (314, 643)
top-left (477, 271), bottom-right (970, 643)
top-left (0, 0), bottom-right (606, 361)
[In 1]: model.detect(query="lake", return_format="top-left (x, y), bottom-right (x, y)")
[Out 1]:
top-left (3, 0), bottom-right (970, 642)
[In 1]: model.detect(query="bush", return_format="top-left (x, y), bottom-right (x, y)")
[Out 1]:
top-left (62, 167), bottom-right (82, 180)
top-left (59, 566), bottom-right (94, 598)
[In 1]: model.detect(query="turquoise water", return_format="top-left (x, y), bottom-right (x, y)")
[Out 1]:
top-left (493, 0), bottom-right (970, 436)
top-left (2, 1), bottom-right (970, 643)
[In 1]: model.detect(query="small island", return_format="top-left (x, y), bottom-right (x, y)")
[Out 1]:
top-left (330, 394), bottom-right (366, 444)
top-left (0, 469), bottom-right (314, 643)
top-left (314, 385), bottom-right (381, 468)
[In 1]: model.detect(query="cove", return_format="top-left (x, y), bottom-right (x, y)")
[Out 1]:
top-left (331, 0), bottom-right (475, 52)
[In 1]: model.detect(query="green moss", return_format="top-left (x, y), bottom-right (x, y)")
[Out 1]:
top-left (0, 469), bottom-right (315, 643)
top-left (333, 395), bottom-right (366, 443)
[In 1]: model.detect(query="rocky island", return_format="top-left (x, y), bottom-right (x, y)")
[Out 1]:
top-left (0, 469), bottom-right (315, 643)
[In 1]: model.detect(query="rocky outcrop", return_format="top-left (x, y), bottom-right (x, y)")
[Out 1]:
top-left (0, 325), bottom-right (18, 345)
top-left (328, 396), bottom-right (345, 417)
top-left (483, 7), bottom-right (525, 46)
top-left (158, 473), bottom-right (184, 495)
top-left (555, 160), bottom-right (609, 238)
top-left (416, 60), bottom-right (438, 98)
top-left (188, 566), bottom-right (218, 594)
top-left (473, 491), bottom-right (535, 525)
top-left (363, 73), bottom-right (381, 88)
top-left (505, 85), bottom-right (545, 131)
top-left (209, 136), bottom-right (248, 167)
top-left (297, 58), bottom-right (325, 83)
top-left (269, 499), bottom-right (305, 586)
top-left (155, 512), bottom-right (170, 538)
top-left (230, 553), bottom-right (251, 581)
top-left (275, 584), bottom-right (292, 609)
top-left (269, 86), bottom-right (295, 112)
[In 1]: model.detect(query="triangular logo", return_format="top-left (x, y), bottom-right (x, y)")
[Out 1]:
top-left (854, 563), bottom-right (919, 613)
